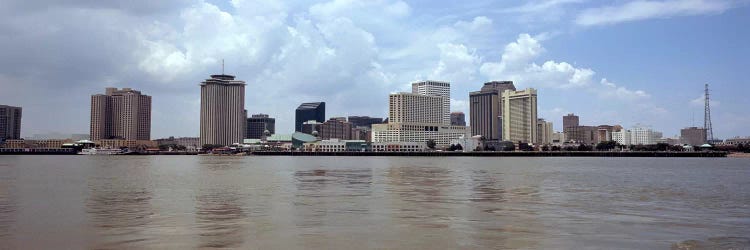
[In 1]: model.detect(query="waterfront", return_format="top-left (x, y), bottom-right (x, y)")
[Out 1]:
top-left (0, 156), bottom-right (748, 249)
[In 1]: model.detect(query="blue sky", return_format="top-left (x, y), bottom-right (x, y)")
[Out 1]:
top-left (0, 0), bottom-right (748, 139)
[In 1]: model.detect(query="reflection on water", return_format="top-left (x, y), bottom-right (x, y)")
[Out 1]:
top-left (0, 161), bottom-right (17, 246)
top-left (86, 172), bottom-right (154, 248)
top-left (0, 156), bottom-right (748, 249)
top-left (294, 169), bottom-right (373, 227)
top-left (195, 190), bottom-right (246, 248)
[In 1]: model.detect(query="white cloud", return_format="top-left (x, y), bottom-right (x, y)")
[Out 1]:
top-left (454, 16), bottom-right (492, 31)
top-left (576, 0), bottom-right (738, 26)
top-left (599, 78), bottom-right (650, 100)
top-left (690, 94), bottom-right (720, 107)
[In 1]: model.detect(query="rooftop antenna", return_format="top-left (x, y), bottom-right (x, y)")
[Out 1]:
top-left (222, 59), bottom-right (225, 75)
top-left (704, 83), bottom-right (714, 142)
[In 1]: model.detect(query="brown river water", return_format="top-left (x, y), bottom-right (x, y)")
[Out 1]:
top-left (0, 155), bottom-right (748, 249)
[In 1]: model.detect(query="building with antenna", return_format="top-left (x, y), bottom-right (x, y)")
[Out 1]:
top-left (199, 73), bottom-right (246, 146)
top-left (704, 84), bottom-right (715, 143)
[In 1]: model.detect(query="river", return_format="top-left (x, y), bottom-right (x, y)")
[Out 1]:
top-left (0, 155), bottom-right (748, 249)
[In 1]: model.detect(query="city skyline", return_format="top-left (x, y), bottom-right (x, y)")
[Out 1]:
top-left (1, 0), bottom-right (748, 139)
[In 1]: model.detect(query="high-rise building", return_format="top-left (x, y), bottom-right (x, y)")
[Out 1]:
top-left (295, 102), bottom-right (325, 132)
top-left (597, 125), bottom-right (615, 143)
top-left (412, 80), bottom-right (450, 124)
top-left (0, 105), bottom-right (22, 140)
top-left (319, 117), bottom-right (353, 140)
top-left (90, 88), bottom-right (151, 141)
top-left (613, 125), bottom-right (662, 146)
top-left (373, 82), bottom-right (468, 147)
top-left (469, 81), bottom-right (516, 140)
top-left (536, 119), bottom-right (554, 145)
top-left (563, 113), bottom-right (579, 129)
top-left (501, 88), bottom-right (537, 143)
top-left (680, 127), bottom-right (707, 146)
top-left (450, 112), bottom-right (466, 126)
top-left (200, 74), bottom-right (246, 146)
top-left (388, 93), bottom-right (443, 124)
top-left (246, 114), bottom-right (275, 139)
top-left (347, 116), bottom-right (383, 128)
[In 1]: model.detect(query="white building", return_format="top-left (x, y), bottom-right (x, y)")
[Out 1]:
top-left (411, 80), bottom-right (450, 124)
top-left (536, 119), bottom-right (553, 145)
top-left (613, 125), bottom-right (662, 146)
top-left (502, 88), bottom-right (538, 143)
top-left (374, 81), bottom-right (469, 148)
top-left (304, 139), bottom-right (425, 152)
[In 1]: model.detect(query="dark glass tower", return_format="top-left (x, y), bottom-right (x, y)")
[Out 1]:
top-left (295, 102), bottom-right (325, 132)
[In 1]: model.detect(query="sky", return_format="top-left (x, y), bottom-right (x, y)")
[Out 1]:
top-left (1, 0), bottom-right (748, 139)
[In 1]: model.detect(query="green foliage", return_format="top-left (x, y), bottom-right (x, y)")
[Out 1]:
top-left (202, 144), bottom-right (223, 151)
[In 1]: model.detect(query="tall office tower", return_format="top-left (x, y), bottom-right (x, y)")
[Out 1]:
top-left (347, 116), bottom-right (383, 128)
top-left (0, 105), bottom-right (22, 140)
top-left (450, 112), bottom-right (466, 126)
top-left (90, 88), bottom-right (151, 141)
top-left (469, 81), bottom-right (516, 140)
top-left (681, 127), bottom-right (707, 145)
top-left (563, 113), bottom-right (579, 128)
top-left (246, 114), bottom-right (275, 139)
top-left (388, 93), bottom-right (443, 123)
top-left (200, 74), bottom-right (246, 146)
top-left (501, 88), bottom-right (538, 143)
top-left (319, 118), bottom-right (353, 140)
top-left (536, 119), bottom-right (553, 145)
top-left (295, 102), bottom-right (325, 132)
top-left (411, 80), bottom-right (450, 124)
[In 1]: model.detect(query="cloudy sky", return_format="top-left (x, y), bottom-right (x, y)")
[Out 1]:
top-left (1, 0), bottom-right (748, 139)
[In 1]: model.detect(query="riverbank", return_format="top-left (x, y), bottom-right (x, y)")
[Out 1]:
top-left (251, 151), bottom-right (728, 157)
top-left (728, 152), bottom-right (750, 158)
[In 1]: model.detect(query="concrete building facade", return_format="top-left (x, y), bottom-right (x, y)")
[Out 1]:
top-left (501, 88), bottom-right (537, 143)
top-left (0, 105), bottom-right (22, 140)
top-left (347, 116), bottom-right (383, 128)
top-left (412, 80), bottom-right (451, 124)
top-left (199, 74), bottom-right (246, 146)
top-left (295, 102), bottom-right (325, 132)
top-left (563, 113), bottom-right (579, 129)
top-left (90, 88), bottom-right (151, 141)
top-left (680, 127), bottom-right (707, 146)
top-left (469, 81), bottom-right (516, 140)
top-left (536, 119), bottom-right (554, 145)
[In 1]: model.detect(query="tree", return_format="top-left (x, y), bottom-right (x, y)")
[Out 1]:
top-left (596, 141), bottom-right (618, 151)
top-left (426, 139), bottom-right (436, 150)
top-left (455, 144), bottom-right (463, 151)
top-left (541, 145), bottom-right (550, 151)
top-left (577, 144), bottom-right (593, 151)
top-left (551, 145), bottom-right (561, 151)
top-left (656, 143), bottom-right (670, 151)
top-left (202, 144), bottom-right (223, 151)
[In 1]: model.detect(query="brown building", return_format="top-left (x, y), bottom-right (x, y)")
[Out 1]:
top-left (469, 81), bottom-right (516, 140)
top-left (563, 113), bottom-right (579, 128)
top-left (0, 105), bottom-right (23, 140)
top-left (597, 125), bottom-right (615, 142)
top-left (90, 88), bottom-right (151, 141)
top-left (680, 127), bottom-right (707, 146)
top-left (319, 117), bottom-right (353, 140)
top-left (565, 125), bottom-right (598, 145)
top-left (450, 112), bottom-right (466, 126)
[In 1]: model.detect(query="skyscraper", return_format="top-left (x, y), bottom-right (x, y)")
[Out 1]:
top-left (246, 114), bottom-right (275, 139)
top-left (412, 80), bottom-right (450, 124)
top-left (90, 88), bottom-right (151, 141)
top-left (502, 88), bottom-right (537, 143)
top-left (319, 117), bottom-right (353, 140)
top-left (388, 93), bottom-right (443, 124)
top-left (563, 113), bottom-right (579, 128)
top-left (450, 112), bottom-right (466, 126)
top-left (469, 81), bottom-right (516, 140)
top-left (347, 116), bottom-right (383, 128)
top-left (295, 102), bottom-right (325, 132)
top-left (0, 105), bottom-right (22, 140)
top-left (200, 74), bottom-right (246, 146)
